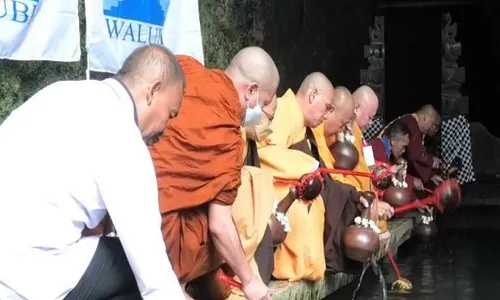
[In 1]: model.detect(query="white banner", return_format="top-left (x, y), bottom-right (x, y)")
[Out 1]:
top-left (86, 0), bottom-right (204, 74)
top-left (0, 0), bottom-right (81, 61)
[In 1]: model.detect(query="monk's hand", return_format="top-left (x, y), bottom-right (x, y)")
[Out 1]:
top-left (413, 178), bottom-right (424, 190)
top-left (242, 275), bottom-right (271, 300)
top-left (432, 156), bottom-right (442, 169)
top-left (359, 195), bottom-right (370, 209)
top-left (431, 174), bottom-right (444, 186)
top-left (378, 201), bottom-right (394, 220)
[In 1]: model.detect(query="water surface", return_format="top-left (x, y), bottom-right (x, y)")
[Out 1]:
top-left (330, 229), bottom-right (500, 300)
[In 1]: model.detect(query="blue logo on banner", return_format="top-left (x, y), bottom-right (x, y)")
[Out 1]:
top-left (0, 0), bottom-right (39, 23)
top-left (103, 0), bottom-right (170, 44)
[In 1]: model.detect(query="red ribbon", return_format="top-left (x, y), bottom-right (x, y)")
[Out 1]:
top-left (217, 269), bottom-right (242, 290)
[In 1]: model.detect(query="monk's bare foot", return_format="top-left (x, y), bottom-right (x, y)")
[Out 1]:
top-left (182, 284), bottom-right (194, 300)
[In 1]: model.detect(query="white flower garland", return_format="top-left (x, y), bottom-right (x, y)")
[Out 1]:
top-left (354, 216), bottom-right (381, 234)
top-left (392, 160), bottom-right (408, 188)
top-left (421, 214), bottom-right (434, 225)
top-left (392, 176), bottom-right (408, 188)
top-left (273, 201), bottom-right (291, 233)
top-left (337, 131), bottom-right (356, 144)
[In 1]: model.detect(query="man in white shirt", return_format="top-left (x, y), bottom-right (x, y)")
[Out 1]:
top-left (0, 45), bottom-right (186, 300)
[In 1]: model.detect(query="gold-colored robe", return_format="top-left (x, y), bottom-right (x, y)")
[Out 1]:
top-left (314, 124), bottom-right (362, 190)
top-left (228, 130), bottom-right (276, 299)
top-left (257, 89), bottom-right (326, 282)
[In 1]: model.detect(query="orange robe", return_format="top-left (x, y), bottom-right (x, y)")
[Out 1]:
top-left (149, 55), bottom-right (244, 283)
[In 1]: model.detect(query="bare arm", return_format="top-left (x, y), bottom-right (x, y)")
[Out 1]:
top-left (208, 202), bottom-right (253, 285)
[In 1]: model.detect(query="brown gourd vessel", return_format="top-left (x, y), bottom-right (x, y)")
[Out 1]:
top-left (383, 185), bottom-right (412, 207)
top-left (329, 140), bottom-right (359, 170)
top-left (343, 192), bottom-right (380, 263)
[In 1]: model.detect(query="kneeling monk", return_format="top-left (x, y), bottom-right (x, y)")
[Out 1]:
top-left (379, 104), bottom-right (443, 188)
top-left (258, 73), bottom-right (370, 281)
top-left (149, 47), bottom-right (279, 300)
top-left (313, 86), bottom-right (363, 189)
top-left (228, 95), bottom-right (300, 299)
top-left (369, 119), bottom-right (424, 200)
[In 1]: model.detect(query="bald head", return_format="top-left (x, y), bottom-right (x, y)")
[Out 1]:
top-left (118, 44), bottom-right (184, 88)
top-left (225, 46), bottom-right (279, 124)
top-left (295, 72), bottom-right (335, 128)
top-left (353, 85), bottom-right (379, 130)
top-left (298, 72), bottom-right (335, 98)
top-left (416, 104), bottom-right (440, 135)
top-left (324, 86), bottom-right (355, 137)
top-left (118, 45), bottom-right (185, 145)
top-left (417, 104), bottom-right (438, 117)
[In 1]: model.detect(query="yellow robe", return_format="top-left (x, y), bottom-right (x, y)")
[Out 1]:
top-left (350, 121), bottom-right (388, 233)
top-left (350, 121), bottom-right (372, 191)
top-left (257, 89), bottom-right (326, 282)
top-left (228, 130), bottom-right (275, 299)
top-left (314, 124), bottom-right (362, 190)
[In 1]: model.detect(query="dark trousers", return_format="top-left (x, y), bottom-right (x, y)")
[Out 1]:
top-left (64, 237), bottom-right (141, 300)
top-left (253, 226), bottom-right (274, 285)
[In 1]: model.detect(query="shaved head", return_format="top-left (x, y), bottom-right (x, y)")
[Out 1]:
top-left (118, 44), bottom-right (184, 88)
top-left (353, 85), bottom-right (379, 130)
top-left (117, 45), bottom-right (185, 145)
top-left (416, 104), bottom-right (440, 136)
top-left (324, 86), bottom-right (355, 137)
top-left (225, 47), bottom-right (280, 122)
top-left (296, 72), bottom-right (335, 128)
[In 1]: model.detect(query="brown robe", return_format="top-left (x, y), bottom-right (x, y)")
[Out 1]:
top-left (399, 115), bottom-right (434, 184)
top-left (243, 139), bottom-right (274, 284)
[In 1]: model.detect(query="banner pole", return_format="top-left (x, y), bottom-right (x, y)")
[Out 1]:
top-left (85, 51), bottom-right (90, 80)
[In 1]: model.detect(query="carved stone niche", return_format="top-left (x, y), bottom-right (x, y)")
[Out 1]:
top-left (442, 95), bottom-right (469, 117)
top-left (360, 15), bottom-right (385, 117)
top-left (360, 68), bottom-right (384, 85)
top-left (442, 66), bottom-right (466, 84)
top-left (441, 12), bottom-right (467, 119)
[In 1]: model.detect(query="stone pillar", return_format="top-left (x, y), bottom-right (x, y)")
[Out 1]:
top-left (441, 12), bottom-right (468, 120)
top-left (360, 15), bottom-right (385, 118)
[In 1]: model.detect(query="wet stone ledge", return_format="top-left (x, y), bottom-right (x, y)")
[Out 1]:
top-left (269, 218), bottom-right (414, 300)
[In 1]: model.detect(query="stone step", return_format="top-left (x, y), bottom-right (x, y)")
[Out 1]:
top-left (269, 218), bottom-right (414, 300)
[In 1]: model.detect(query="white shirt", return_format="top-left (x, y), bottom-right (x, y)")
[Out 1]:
top-left (0, 79), bottom-right (185, 300)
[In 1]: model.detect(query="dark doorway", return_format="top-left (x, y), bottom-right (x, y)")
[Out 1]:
top-left (383, 7), bottom-right (442, 122)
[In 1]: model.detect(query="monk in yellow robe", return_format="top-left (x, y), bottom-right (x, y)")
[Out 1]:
top-left (258, 73), bottom-right (370, 281)
top-left (350, 85), bottom-right (394, 221)
top-left (149, 47), bottom-right (279, 300)
top-left (227, 95), bottom-right (301, 300)
top-left (314, 86), bottom-right (363, 190)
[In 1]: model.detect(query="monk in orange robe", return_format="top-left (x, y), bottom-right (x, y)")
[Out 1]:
top-left (258, 73), bottom-right (371, 281)
top-left (379, 105), bottom-right (443, 187)
top-left (149, 47), bottom-right (279, 300)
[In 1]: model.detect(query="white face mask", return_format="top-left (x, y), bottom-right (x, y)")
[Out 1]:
top-left (243, 93), bottom-right (263, 126)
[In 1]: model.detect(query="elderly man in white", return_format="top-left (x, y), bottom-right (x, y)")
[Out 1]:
top-left (0, 45), bottom-right (187, 300)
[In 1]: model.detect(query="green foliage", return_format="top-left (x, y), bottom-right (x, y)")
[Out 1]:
top-left (0, 0), bottom-right (273, 123)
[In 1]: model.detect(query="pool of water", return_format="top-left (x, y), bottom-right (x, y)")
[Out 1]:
top-left (330, 229), bottom-right (500, 300)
